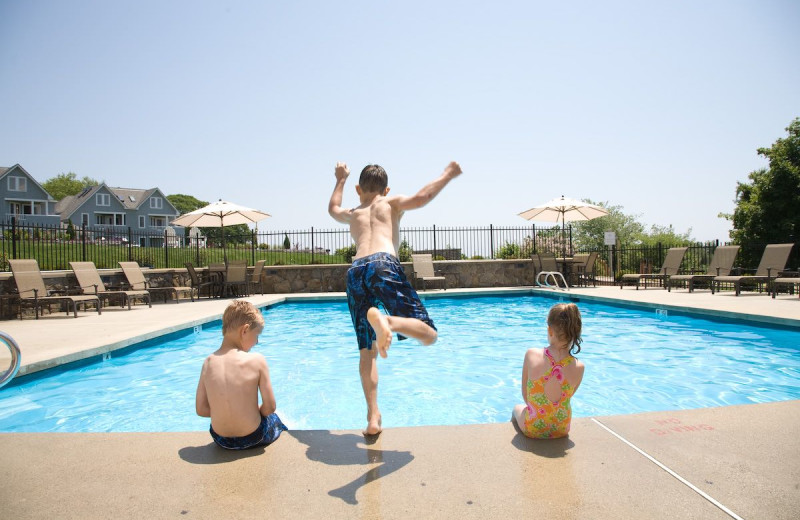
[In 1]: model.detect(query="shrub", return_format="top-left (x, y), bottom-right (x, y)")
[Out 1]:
top-left (335, 244), bottom-right (357, 263)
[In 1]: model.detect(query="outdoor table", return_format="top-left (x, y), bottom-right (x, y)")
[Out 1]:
top-left (556, 257), bottom-right (584, 284)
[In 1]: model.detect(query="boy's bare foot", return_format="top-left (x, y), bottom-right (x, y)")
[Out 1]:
top-left (367, 307), bottom-right (392, 358)
top-left (363, 414), bottom-right (382, 436)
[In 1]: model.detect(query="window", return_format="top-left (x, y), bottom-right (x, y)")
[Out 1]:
top-left (139, 216), bottom-right (145, 228)
top-left (115, 214), bottom-right (125, 226)
top-left (81, 214), bottom-right (89, 226)
top-left (150, 197), bottom-right (162, 209)
top-left (96, 193), bottom-right (111, 206)
top-left (8, 176), bottom-right (27, 192)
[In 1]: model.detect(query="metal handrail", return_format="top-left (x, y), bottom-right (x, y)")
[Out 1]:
top-left (0, 332), bottom-right (21, 388)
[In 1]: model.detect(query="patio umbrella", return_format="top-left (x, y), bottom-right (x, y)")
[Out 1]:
top-left (518, 195), bottom-right (608, 258)
top-left (171, 199), bottom-right (271, 263)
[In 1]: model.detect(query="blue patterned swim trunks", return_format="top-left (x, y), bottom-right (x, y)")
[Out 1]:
top-left (346, 252), bottom-right (436, 350)
top-left (210, 412), bottom-right (288, 450)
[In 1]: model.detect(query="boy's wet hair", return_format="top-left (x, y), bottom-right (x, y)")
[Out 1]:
top-left (222, 300), bottom-right (265, 335)
top-left (359, 164), bottom-right (388, 193)
top-left (547, 303), bottom-right (583, 355)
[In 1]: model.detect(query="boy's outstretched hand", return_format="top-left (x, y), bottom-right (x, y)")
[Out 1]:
top-left (335, 162), bottom-right (350, 181)
top-left (444, 161), bottom-right (462, 179)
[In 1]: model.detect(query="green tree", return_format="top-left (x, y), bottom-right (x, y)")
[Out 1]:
top-left (166, 194), bottom-right (208, 215)
top-left (571, 201), bottom-right (644, 250)
top-left (726, 118), bottom-right (799, 267)
top-left (41, 172), bottom-right (100, 200)
top-left (283, 234), bottom-right (291, 249)
top-left (638, 224), bottom-right (693, 247)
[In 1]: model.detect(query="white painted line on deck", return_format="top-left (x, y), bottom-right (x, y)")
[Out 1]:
top-left (591, 418), bottom-right (743, 520)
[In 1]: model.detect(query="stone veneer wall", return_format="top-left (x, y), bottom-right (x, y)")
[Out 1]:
top-left (261, 259), bottom-right (535, 293)
top-left (0, 260), bottom-right (536, 317)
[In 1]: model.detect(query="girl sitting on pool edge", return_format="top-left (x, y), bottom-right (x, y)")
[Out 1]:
top-left (513, 303), bottom-right (585, 439)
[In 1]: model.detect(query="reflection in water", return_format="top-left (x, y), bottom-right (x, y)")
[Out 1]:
top-left (292, 431), bottom-right (414, 506)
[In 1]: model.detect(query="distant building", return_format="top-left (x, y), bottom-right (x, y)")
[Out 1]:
top-left (56, 184), bottom-right (182, 247)
top-left (0, 163), bottom-right (183, 247)
top-left (0, 164), bottom-right (61, 226)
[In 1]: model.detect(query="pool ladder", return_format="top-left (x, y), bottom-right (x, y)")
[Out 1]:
top-left (0, 332), bottom-right (21, 389)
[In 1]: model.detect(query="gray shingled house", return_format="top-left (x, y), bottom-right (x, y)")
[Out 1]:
top-left (0, 164), bottom-right (61, 226)
top-left (55, 183), bottom-right (182, 247)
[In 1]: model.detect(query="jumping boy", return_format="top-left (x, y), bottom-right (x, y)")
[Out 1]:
top-left (196, 300), bottom-right (288, 450)
top-left (328, 161), bottom-right (462, 435)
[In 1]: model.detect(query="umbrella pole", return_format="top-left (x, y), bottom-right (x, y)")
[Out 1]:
top-left (220, 215), bottom-right (228, 265)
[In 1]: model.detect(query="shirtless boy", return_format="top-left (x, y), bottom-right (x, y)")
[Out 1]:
top-left (328, 161), bottom-right (462, 434)
top-left (196, 300), bottom-right (287, 450)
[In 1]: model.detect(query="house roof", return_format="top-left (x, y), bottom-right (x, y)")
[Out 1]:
top-left (55, 184), bottom-right (106, 217)
top-left (107, 187), bottom-right (158, 210)
top-left (0, 164), bottom-right (57, 201)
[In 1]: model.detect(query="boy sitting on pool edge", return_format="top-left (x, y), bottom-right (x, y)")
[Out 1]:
top-left (195, 300), bottom-right (288, 450)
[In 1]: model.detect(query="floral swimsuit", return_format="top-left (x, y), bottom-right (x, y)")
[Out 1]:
top-left (521, 348), bottom-right (576, 439)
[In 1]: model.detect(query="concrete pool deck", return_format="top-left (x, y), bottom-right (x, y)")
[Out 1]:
top-left (1, 286), bottom-right (799, 519)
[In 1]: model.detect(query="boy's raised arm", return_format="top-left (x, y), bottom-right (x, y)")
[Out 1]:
top-left (392, 161), bottom-right (462, 212)
top-left (328, 161), bottom-right (353, 224)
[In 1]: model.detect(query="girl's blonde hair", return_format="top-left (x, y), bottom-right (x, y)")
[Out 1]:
top-left (547, 303), bottom-right (583, 354)
top-left (222, 300), bottom-right (265, 335)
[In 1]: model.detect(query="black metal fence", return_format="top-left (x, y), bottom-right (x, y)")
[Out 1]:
top-left (2, 218), bottom-right (796, 286)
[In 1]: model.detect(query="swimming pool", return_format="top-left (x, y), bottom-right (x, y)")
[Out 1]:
top-left (1, 295), bottom-right (798, 432)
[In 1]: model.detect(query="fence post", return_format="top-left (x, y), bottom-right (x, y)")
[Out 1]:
top-left (611, 242), bottom-right (617, 282)
top-left (569, 225), bottom-right (573, 256)
top-left (311, 227), bottom-right (315, 264)
top-left (532, 224), bottom-right (536, 254)
top-left (11, 216), bottom-right (17, 260)
top-left (82, 223), bottom-right (87, 261)
top-left (164, 229), bottom-right (169, 268)
top-left (127, 227), bottom-right (133, 260)
top-left (490, 224), bottom-right (494, 259)
top-left (433, 224), bottom-right (437, 259)
top-left (252, 230), bottom-right (257, 265)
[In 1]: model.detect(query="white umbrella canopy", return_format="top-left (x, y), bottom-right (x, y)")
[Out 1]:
top-left (171, 199), bottom-right (271, 228)
top-left (172, 200), bottom-right (271, 263)
top-left (518, 195), bottom-right (609, 258)
top-left (517, 195), bottom-right (608, 224)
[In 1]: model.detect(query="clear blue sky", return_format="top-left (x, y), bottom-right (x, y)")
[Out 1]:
top-left (1, 0), bottom-right (798, 241)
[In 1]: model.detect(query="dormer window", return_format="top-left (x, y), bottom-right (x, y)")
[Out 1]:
top-left (150, 197), bottom-right (163, 209)
top-left (8, 176), bottom-right (27, 192)
top-left (96, 193), bottom-right (111, 206)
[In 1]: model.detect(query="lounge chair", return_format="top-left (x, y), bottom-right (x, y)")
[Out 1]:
top-left (247, 260), bottom-right (266, 295)
top-left (772, 273), bottom-right (800, 299)
top-left (185, 263), bottom-right (220, 299)
top-left (411, 254), bottom-right (446, 290)
top-left (535, 252), bottom-right (568, 290)
top-left (620, 247), bottom-right (688, 290)
top-left (667, 245), bottom-right (740, 292)
top-left (118, 262), bottom-right (194, 303)
top-left (70, 261), bottom-right (151, 309)
top-left (9, 259), bottom-right (101, 319)
top-left (221, 260), bottom-right (249, 297)
top-left (712, 243), bottom-right (794, 296)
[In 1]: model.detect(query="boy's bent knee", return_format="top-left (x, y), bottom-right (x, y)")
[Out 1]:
top-left (421, 330), bottom-right (437, 346)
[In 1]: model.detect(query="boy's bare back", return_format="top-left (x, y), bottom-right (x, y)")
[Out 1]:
top-left (348, 196), bottom-right (401, 259)
top-left (197, 349), bottom-right (270, 437)
top-left (329, 161), bottom-right (462, 259)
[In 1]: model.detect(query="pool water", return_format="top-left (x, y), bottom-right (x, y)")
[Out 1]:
top-left (1, 296), bottom-right (798, 432)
